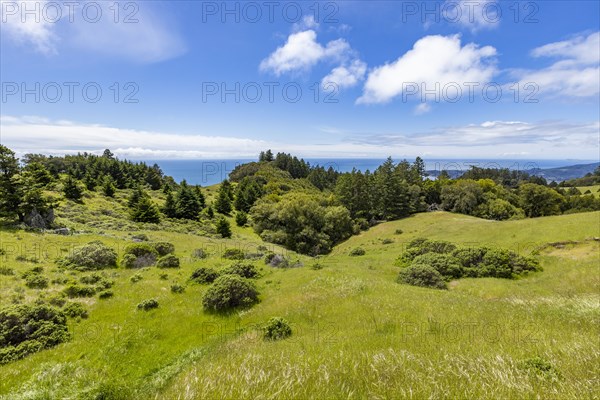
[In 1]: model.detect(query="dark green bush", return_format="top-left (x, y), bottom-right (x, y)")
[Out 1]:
top-left (80, 273), bottom-right (103, 285)
top-left (156, 255), bottom-right (180, 269)
top-left (131, 234), bottom-right (149, 242)
top-left (349, 247), bottom-right (366, 257)
top-left (47, 294), bottom-right (66, 307)
top-left (153, 242), bottom-right (175, 256)
top-left (202, 275), bottom-right (259, 312)
top-left (411, 253), bottom-right (464, 280)
top-left (398, 239), bottom-right (460, 267)
top-left (263, 317), bottom-right (292, 340)
top-left (130, 273), bottom-right (143, 283)
top-left (0, 304), bottom-right (70, 364)
top-left (25, 274), bottom-right (49, 289)
top-left (170, 284), bottom-right (185, 294)
top-left (222, 248), bottom-right (245, 260)
top-left (190, 267), bottom-right (220, 284)
top-left (192, 249), bottom-right (208, 259)
top-left (63, 284), bottom-right (96, 298)
top-left (222, 262), bottom-right (259, 279)
top-left (397, 265), bottom-right (447, 289)
top-left (137, 299), bottom-right (159, 311)
top-left (98, 290), bottom-right (114, 299)
top-left (63, 302), bottom-right (88, 319)
top-left (123, 243), bottom-right (159, 258)
top-left (60, 241), bottom-right (118, 271)
top-left (0, 267), bottom-right (14, 276)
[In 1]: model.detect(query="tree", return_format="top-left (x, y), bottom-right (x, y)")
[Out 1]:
top-left (216, 216), bottom-right (232, 238)
top-left (63, 176), bottom-right (84, 201)
top-left (373, 158), bottom-right (411, 220)
top-left (259, 149), bottom-right (274, 162)
top-left (129, 190), bottom-right (161, 223)
top-left (214, 182), bottom-right (233, 214)
top-left (234, 177), bottom-right (263, 212)
top-left (519, 183), bottom-right (564, 217)
top-left (21, 162), bottom-right (53, 188)
top-left (0, 145), bottom-right (22, 219)
top-left (175, 180), bottom-right (203, 219)
top-left (235, 211), bottom-right (248, 226)
top-left (162, 189), bottom-right (177, 218)
top-left (101, 176), bottom-right (116, 197)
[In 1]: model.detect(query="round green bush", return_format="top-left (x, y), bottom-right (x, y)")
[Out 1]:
top-left (0, 304), bottom-right (70, 365)
top-left (63, 302), bottom-right (88, 319)
top-left (202, 274), bottom-right (259, 312)
top-left (60, 241), bottom-right (117, 271)
top-left (397, 265), bottom-right (447, 290)
top-left (190, 267), bottom-right (220, 284)
top-left (222, 248), bottom-right (245, 260)
top-left (153, 242), bottom-right (175, 256)
top-left (222, 262), bottom-right (259, 279)
top-left (349, 247), bottom-right (366, 257)
top-left (98, 290), bottom-right (114, 299)
top-left (137, 299), bottom-right (159, 311)
top-left (170, 284), bottom-right (185, 294)
top-left (156, 255), bottom-right (180, 269)
top-left (263, 317), bottom-right (292, 341)
top-left (25, 274), bottom-right (49, 289)
top-left (410, 253), bottom-right (464, 280)
top-left (63, 284), bottom-right (97, 298)
top-left (123, 243), bottom-right (159, 258)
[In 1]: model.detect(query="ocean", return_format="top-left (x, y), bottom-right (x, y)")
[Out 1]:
top-left (145, 159), bottom-right (597, 186)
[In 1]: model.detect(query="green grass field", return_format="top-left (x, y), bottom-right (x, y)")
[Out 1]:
top-left (1, 204), bottom-right (599, 399)
top-left (577, 185), bottom-right (600, 198)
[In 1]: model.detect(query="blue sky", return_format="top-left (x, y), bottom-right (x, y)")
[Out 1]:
top-left (1, 0), bottom-right (599, 160)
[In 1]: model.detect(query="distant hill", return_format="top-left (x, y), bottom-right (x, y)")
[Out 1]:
top-left (426, 162), bottom-right (600, 182)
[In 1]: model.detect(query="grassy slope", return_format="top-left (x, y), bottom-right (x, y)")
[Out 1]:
top-left (1, 207), bottom-right (599, 399)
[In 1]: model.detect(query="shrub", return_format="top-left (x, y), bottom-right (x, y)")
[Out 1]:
top-left (47, 294), bottom-right (66, 307)
top-left (216, 217), bottom-right (232, 238)
top-left (63, 302), bottom-right (88, 319)
top-left (123, 243), bottom-right (159, 258)
top-left (190, 267), bottom-right (220, 284)
top-left (25, 274), bottom-right (49, 289)
top-left (156, 254), bottom-right (180, 269)
top-left (202, 275), bottom-right (259, 312)
top-left (235, 211), bottom-right (248, 227)
top-left (410, 253), bottom-right (464, 280)
top-left (159, 273), bottom-right (169, 280)
top-left (130, 273), bottom-right (143, 283)
top-left (397, 265), bottom-right (447, 290)
top-left (153, 242), bottom-right (175, 256)
top-left (131, 233), bottom-right (149, 242)
top-left (222, 248), bottom-right (245, 260)
top-left (98, 290), bottom-right (114, 299)
top-left (80, 273), bottom-right (103, 285)
top-left (222, 262), bottom-right (259, 279)
top-left (479, 248), bottom-right (540, 278)
top-left (60, 241), bottom-right (117, 271)
top-left (310, 262), bottom-right (323, 270)
top-left (382, 238), bottom-right (394, 245)
top-left (137, 299), bottom-right (159, 311)
top-left (349, 247), bottom-right (366, 257)
top-left (63, 284), bottom-right (96, 298)
top-left (394, 229), bottom-right (403, 235)
top-left (398, 238), bottom-right (458, 266)
top-left (170, 284), bottom-right (185, 294)
top-left (263, 317), bottom-right (292, 341)
top-left (0, 267), bottom-right (14, 276)
top-left (0, 304), bottom-right (70, 365)
top-left (192, 249), bottom-right (208, 259)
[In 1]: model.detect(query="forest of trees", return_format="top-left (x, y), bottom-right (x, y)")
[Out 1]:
top-left (1, 145), bottom-right (598, 254)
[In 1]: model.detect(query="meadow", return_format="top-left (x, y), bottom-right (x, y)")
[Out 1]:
top-left (1, 188), bottom-right (598, 399)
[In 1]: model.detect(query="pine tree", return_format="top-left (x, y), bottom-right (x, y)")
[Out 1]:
top-left (214, 183), bottom-right (233, 215)
top-left (162, 190), bottom-right (177, 218)
top-left (0, 145), bottom-right (23, 220)
top-left (206, 205), bottom-right (215, 219)
top-left (63, 176), bottom-right (84, 201)
top-left (235, 211), bottom-right (248, 226)
top-left (83, 173), bottom-right (96, 191)
top-left (101, 176), bottom-right (116, 197)
top-left (129, 189), bottom-right (161, 223)
top-left (175, 180), bottom-right (203, 219)
top-left (215, 216), bottom-right (232, 238)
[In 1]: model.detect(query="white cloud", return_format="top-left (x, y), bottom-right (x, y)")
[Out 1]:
top-left (414, 103), bottom-right (431, 115)
top-left (322, 59), bottom-right (367, 89)
top-left (1, 115), bottom-right (597, 160)
top-left (260, 30), bottom-right (351, 76)
top-left (357, 34), bottom-right (497, 104)
top-left (0, 1), bottom-right (185, 63)
top-left (442, 0), bottom-right (500, 32)
top-left (516, 32), bottom-right (600, 98)
top-left (0, 0), bottom-right (57, 54)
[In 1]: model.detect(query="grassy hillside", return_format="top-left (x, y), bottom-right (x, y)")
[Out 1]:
top-left (1, 211), bottom-right (599, 399)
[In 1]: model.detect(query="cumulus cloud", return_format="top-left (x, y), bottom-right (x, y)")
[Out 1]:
top-left (357, 34), bottom-right (497, 104)
top-left (260, 30), bottom-right (352, 76)
top-left (322, 59), bottom-right (367, 89)
top-left (0, 1), bottom-right (185, 62)
top-left (516, 32), bottom-right (600, 98)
